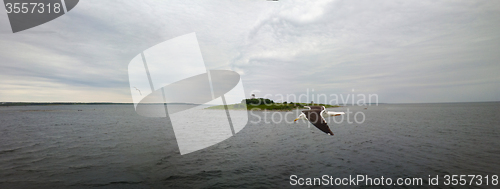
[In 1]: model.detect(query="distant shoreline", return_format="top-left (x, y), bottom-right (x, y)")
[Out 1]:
top-left (206, 103), bottom-right (341, 111)
top-left (0, 102), bottom-right (212, 106)
top-left (0, 102), bottom-right (134, 106)
top-left (1, 101), bottom-right (496, 107)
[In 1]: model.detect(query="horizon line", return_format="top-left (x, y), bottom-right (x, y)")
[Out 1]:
top-left (1, 101), bottom-right (499, 105)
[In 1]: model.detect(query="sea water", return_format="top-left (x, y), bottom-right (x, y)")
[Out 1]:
top-left (0, 102), bottom-right (499, 188)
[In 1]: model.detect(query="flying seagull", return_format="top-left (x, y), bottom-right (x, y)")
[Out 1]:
top-left (294, 106), bottom-right (345, 136)
top-left (133, 87), bottom-right (142, 96)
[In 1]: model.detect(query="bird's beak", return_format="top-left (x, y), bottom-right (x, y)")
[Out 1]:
top-left (294, 118), bottom-right (298, 122)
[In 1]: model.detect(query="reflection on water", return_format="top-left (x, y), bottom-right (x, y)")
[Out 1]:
top-left (0, 102), bottom-right (499, 188)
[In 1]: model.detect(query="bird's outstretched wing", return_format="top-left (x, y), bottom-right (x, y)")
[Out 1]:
top-left (326, 111), bottom-right (345, 116)
top-left (307, 106), bottom-right (323, 110)
top-left (302, 109), bottom-right (334, 136)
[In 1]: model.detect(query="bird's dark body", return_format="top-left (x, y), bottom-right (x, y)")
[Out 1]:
top-left (302, 106), bottom-right (335, 136)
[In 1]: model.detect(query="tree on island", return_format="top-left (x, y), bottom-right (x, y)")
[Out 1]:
top-left (242, 98), bottom-right (274, 106)
top-left (207, 98), bottom-right (339, 111)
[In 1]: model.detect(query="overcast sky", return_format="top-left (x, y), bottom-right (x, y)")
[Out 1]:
top-left (0, 0), bottom-right (499, 103)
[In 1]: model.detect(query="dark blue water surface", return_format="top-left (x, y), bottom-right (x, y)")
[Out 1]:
top-left (0, 102), bottom-right (499, 188)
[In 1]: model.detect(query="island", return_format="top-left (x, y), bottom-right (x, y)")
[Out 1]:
top-left (205, 98), bottom-right (340, 111)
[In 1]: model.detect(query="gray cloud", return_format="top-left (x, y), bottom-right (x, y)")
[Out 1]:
top-left (233, 0), bottom-right (500, 103)
top-left (0, 0), bottom-right (499, 103)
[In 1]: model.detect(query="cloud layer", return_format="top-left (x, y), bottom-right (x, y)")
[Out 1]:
top-left (0, 0), bottom-right (499, 103)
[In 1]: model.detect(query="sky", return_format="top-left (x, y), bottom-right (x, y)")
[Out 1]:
top-left (0, 0), bottom-right (499, 104)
